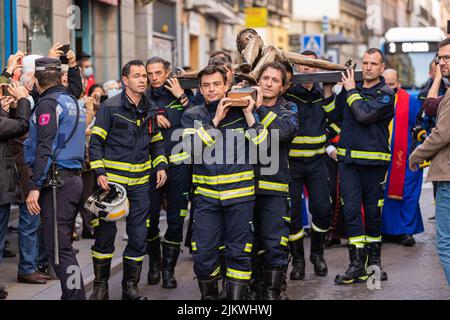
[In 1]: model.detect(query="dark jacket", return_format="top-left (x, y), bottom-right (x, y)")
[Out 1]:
top-left (181, 100), bottom-right (267, 205)
top-left (255, 98), bottom-right (299, 197)
top-left (0, 98), bottom-right (31, 205)
top-left (284, 83), bottom-right (338, 163)
top-left (89, 91), bottom-right (168, 186)
top-left (336, 77), bottom-right (395, 166)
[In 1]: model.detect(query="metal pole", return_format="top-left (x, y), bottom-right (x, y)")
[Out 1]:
top-left (51, 162), bottom-right (59, 266)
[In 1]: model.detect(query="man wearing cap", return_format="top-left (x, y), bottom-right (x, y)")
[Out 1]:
top-left (25, 57), bottom-right (87, 300)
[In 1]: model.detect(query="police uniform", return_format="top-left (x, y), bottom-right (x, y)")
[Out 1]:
top-left (251, 98), bottom-right (298, 300)
top-left (284, 83), bottom-right (338, 279)
top-left (25, 57), bottom-right (86, 300)
top-left (334, 77), bottom-right (394, 284)
top-left (145, 86), bottom-right (192, 288)
top-left (181, 101), bottom-right (266, 300)
top-left (89, 90), bottom-right (168, 300)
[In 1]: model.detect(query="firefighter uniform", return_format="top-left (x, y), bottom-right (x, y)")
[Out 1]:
top-left (89, 91), bottom-right (168, 299)
top-left (334, 77), bottom-right (394, 284)
top-left (284, 83), bottom-right (339, 279)
top-left (145, 86), bottom-right (192, 289)
top-left (26, 58), bottom-right (87, 300)
top-left (252, 98), bottom-right (298, 300)
top-left (181, 101), bottom-right (266, 300)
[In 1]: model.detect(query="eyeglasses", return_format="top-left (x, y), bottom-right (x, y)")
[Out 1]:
top-left (434, 55), bottom-right (450, 64)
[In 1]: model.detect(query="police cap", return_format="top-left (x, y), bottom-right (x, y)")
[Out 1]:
top-left (35, 57), bottom-right (62, 73)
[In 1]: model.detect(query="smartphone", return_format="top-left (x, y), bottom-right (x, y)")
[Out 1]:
top-left (60, 44), bottom-right (70, 64)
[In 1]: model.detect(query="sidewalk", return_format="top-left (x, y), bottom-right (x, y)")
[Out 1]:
top-left (0, 208), bottom-right (128, 300)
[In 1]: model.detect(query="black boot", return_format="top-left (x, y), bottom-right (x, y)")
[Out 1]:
top-left (289, 238), bottom-right (305, 280)
top-left (147, 237), bottom-right (162, 285)
top-left (280, 266), bottom-right (289, 300)
top-left (198, 277), bottom-right (219, 300)
top-left (335, 245), bottom-right (368, 285)
top-left (226, 278), bottom-right (249, 300)
top-left (121, 259), bottom-right (147, 300)
top-left (218, 249), bottom-right (228, 300)
top-left (0, 285), bottom-right (7, 300)
top-left (263, 268), bottom-right (284, 300)
top-left (247, 253), bottom-right (264, 300)
top-left (89, 257), bottom-right (111, 300)
top-left (161, 242), bottom-right (180, 289)
top-left (310, 230), bottom-right (328, 276)
top-left (366, 242), bottom-right (388, 281)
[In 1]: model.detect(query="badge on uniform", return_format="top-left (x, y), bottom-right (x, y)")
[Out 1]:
top-left (39, 114), bottom-right (51, 126)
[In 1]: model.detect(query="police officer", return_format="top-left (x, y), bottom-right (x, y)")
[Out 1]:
top-left (181, 65), bottom-right (266, 300)
top-left (145, 57), bottom-right (192, 289)
top-left (334, 48), bottom-right (394, 284)
top-left (25, 57), bottom-right (86, 300)
top-left (251, 62), bottom-right (299, 300)
top-left (284, 51), bottom-right (339, 280)
top-left (89, 60), bottom-right (168, 300)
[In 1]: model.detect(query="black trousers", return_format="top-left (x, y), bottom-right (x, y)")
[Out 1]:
top-left (40, 174), bottom-right (86, 300)
top-left (338, 163), bottom-right (388, 240)
top-left (289, 157), bottom-right (333, 238)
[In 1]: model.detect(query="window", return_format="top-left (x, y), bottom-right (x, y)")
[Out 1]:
top-left (30, 0), bottom-right (53, 55)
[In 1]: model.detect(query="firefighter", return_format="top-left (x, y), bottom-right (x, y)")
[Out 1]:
top-left (181, 65), bottom-right (266, 300)
top-left (25, 57), bottom-right (86, 300)
top-left (284, 51), bottom-right (339, 280)
top-left (145, 56), bottom-right (192, 289)
top-left (251, 62), bottom-right (299, 300)
top-left (89, 60), bottom-right (168, 300)
top-left (334, 48), bottom-right (394, 284)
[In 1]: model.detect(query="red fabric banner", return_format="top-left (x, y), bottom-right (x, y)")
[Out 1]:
top-left (387, 89), bottom-right (409, 200)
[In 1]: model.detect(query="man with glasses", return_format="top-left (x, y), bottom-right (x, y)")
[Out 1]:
top-left (409, 38), bottom-right (450, 286)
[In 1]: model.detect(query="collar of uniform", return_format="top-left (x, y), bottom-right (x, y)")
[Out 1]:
top-left (205, 99), bottom-right (220, 112)
top-left (289, 82), bottom-right (321, 97)
top-left (357, 76), bottom-right (386, 92)
top-left (39, 85), bottom-right (65, 98)
top-left (122, 90), bottom-right (147, 112)
top-left (149, 85), bottom-right (170, 99)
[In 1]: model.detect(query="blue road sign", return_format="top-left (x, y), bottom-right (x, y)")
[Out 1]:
top-left (301, 34), bottom-right (325, 57)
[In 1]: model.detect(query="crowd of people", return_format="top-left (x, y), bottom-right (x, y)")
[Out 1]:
top-left (0, 33), bottom-right (449, 300)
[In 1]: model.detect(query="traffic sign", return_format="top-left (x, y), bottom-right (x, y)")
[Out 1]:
top-left (301, 34), bottom-right (325, 57)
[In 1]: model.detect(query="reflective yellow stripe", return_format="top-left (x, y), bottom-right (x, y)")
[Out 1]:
top-left (312, 223), bottom-right (330, 233)
top-left (283, 216), bottom-right (291, 223)
top-left (292, 135), bottom-right (326, 145)
top-left (147, 234), bottom-right (159, 242)
top-left (289, 229), bottom-right (304, 241)
top-left (218, 245), bottom-right (226, 251)
top-left (197, 127), bottom-right (215, 147)
top-left (152, 155), bottom-right (168, 168)
top-left (91, 218), bottom-right (100, 228)
top-left (210, 266), bottom-right (221, 277)
top-left (107, 172), bottom-right (149, 186)
top-left (91, 126), bottom-right (108, 140)
top-left (280, 236), bottom-right (289, 247)
top-left (337, 148), bottom-right (391, 162)
top-left (90, 160), bottom-right (105, 169)
top-left (193, 171), bottom-right (254, 185)
top-left (191, 242), bottom-right (197, 251)
top-left (251, 127), bottom-right (269, 145)
top-left (261, 111), bottom-right (277, 128)
top-left (103, 159), bottom-right (152, 173)
top-left (329, 123), bottom-right (341, 134)
top-left (183, 128), bottom-right (196, 136)
top-left (164, 240), bottom-right (181, 246)
top-left (323, 100), bottom-right (336, 112)
top-left (92, 250), bottom-right (113, 259)
top-left (226, 268), bottom-right (251, 280)
top-left (347, 93), bottom-right (363, 106)
top-left (258, 180), bottom-right (289, 193)
top-left (244, 243), bottom-right (253, 253)
top-left (124, 256), bottom-right (145, 262)
top-left (146, 219), bottom-right (150, 228)
top-left (366, 235), bottom-right (382, 243)
top-left (151, 132), bottom-right (163, 143)
top-left (180, 209), bottom-right (188, 217)
top-left (289, 147), bottom-right (325, 157)
top-left (378, 199), bottom-right (384, 207)
top-left (194, 186), bottom-right (255, 201)
top-left (349, 235), bottom-right (366, 248)
top-left (169, 152), bottom-right (190, 163)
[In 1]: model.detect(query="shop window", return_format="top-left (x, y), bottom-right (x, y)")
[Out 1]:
top-left (30, 0), bottom-right (53, 55)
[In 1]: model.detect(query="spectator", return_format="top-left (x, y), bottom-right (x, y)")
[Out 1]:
top-left (77, 52), bottom-right (96, 94)
top-left (209, 50), bottom-right (233, 64)
top-left (0, 81), bottom-right (32, 299)
top-left (409, 38), bottom-right (450, 286)
top-left (103, 80), bottom-right (122, 98)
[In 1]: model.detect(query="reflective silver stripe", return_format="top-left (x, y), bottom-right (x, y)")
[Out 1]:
top-left (289, 147), bottom-right (325, 157)
top-left (323, 100), bottom-right (336, 112)
top-left (289, 229), bottom-right (304, 241)
top-left (194, 186), bottom-right (255, 200)
top-left (366, 235), bottom-right (382, 243)
top-left (258, 180), bottom-right (289, 193)
top-left (312, 223), bottom-right (329, 233)
top-left (261, 111), bottom-right (277, 128)
top-left (226, 268), bottom-right (251, 280)
top-left (192, 171), bottom-right (254, 185)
